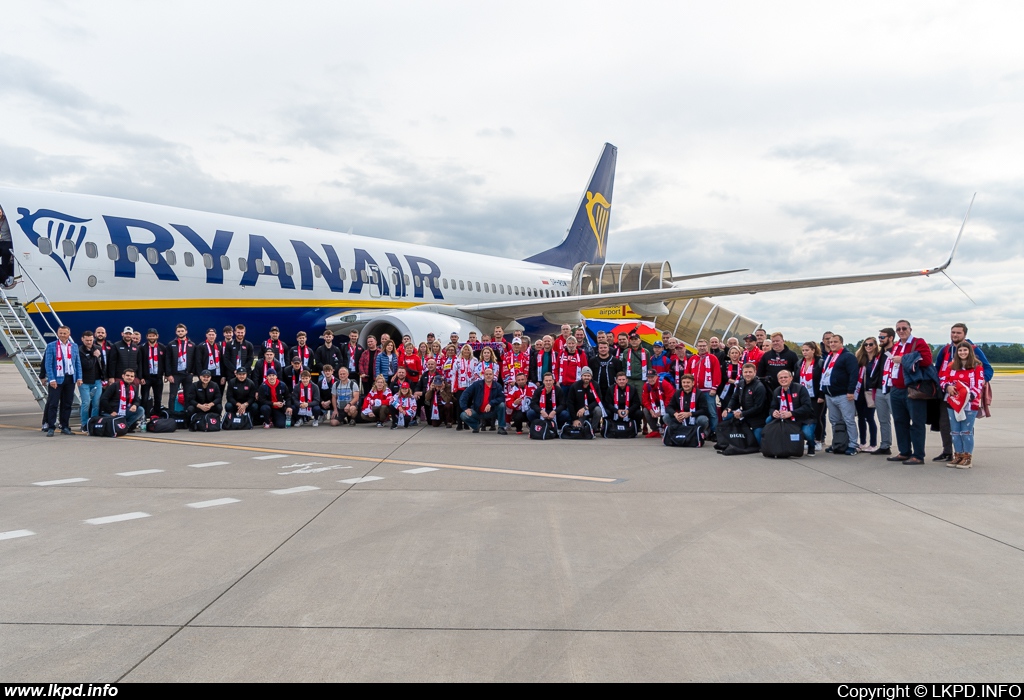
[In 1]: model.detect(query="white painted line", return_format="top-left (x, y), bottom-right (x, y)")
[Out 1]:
top-left (402, 467), bottom-right (439, 474)
top-left (270, 485), bottom-right (321, 495)
top-left (339, 476), bottom-right (384, 484)
top-left (0, 529), bottom-right (35, 541)
top-left (188, 461), bottom-right (230, 468)
top-left (252, 454), bottom-right (288, 460)
top-left (117, 469), bottom-right (165, 477)
top-left (85, 512), bottom-right (151, 525)
top-left (33, 477), bottom-right (89, 486)
top-left (186, 498), bottom-right (241, 509)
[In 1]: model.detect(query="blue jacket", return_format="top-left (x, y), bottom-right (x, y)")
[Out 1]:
top-left (902, 351), bottom-right (940, 386)
top-left (375, 352), bottom-right (398, 380)
top-left (821, 350), bottom-right (859, 396)
top-left (44, 340), bottom-right (83, 384)
top-left (459, 379), bottom-right (505, 413)
top-left (934, 340), bottom-right (994, 383)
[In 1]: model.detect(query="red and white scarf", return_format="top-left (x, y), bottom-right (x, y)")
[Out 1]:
top-left (391, 393), bottom-right (417, 417)
top-left (626, 348), bottom-right (648, 381)
top-left (55, 340), bottom-right (74, 376)
top-left (778, 389), bottom-right (794, 418)
top-left (681, 390), bottom-right (698, 424)
top-left (613, 384), bottom-right (631, 409)
top-left (688, 353), bottom-right (715, 390)
top-left (148, 343), bottom-right (160, 375)
top-left (205, 341), bottom-right (220, 372)
top-left (298, 383), bottom-right (313, 404)
top-left (118, 381), bottom-right (135, 416)
top-left (799, 360), bottom-right (815, 397)
top-left (538, 387), bottom-right (556, 413)
top-left (294, 344), bottom-right (311, 368)
top-left (267, 339), bottom-right (286, 364)
top-left (821, 352), bottom-right (841, 387)
top-left (452, 358), bottom-right (476, 391)
top-left (174, 339), bottom-right (190, 372)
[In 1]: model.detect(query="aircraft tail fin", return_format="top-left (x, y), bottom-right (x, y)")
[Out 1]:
top-left (525, 143), bottom-right (617, 269)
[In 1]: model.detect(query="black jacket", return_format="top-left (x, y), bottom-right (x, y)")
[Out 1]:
top-left (224, 378), bottom-right (258, 407)
top-left (165, 338), bottom-right (197, 378)
top-left (602, 383), bottom-right (641, 422)
top-left (224, 339), bottom-right (257, 375)
top-left (565, 379), bottom-right (603, 417)
top-left (668, 389), bottom-right (710, 419)
top-left (770, 385), bottom-right (815, 424)
top-left (314, 344), bottom-right (344, 374)
top-left (757, 348), bottom-right (800, 392)
top-left (194, 342), bottom-right (225, 378)
top-left (258, 380), bottom-right (291, 408)
top-left (140, 342), bottom-right (166, 378)
top-left (100, 380), bottom-right (141, 415)
top-left (187, 382), bottom-right (222, 413)
top-left (109, 340), bottom-right (141, 379)
top-left (79, 345), bottom-right (102, 384)
top-left (588, 354), bottom-right (622, 398)
top-left (727, 378), bottom-right (769, 428)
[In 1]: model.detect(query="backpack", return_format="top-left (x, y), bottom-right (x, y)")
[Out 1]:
top-left (603, 419), bottom-right (637, 439)
top-left (760, 419), bottom-right (804, 458)
top-left (190, 412), bottom-right (222, 432)
top-left (88, 415), bottom-right (128, 438)
top-left (223, 413), bottom-right (253, 431)
top-left (559, 420), bottom-right (594, 440)
top-left (529, 419), bottom-right (557, 441)
top-left (171, 411), bottom-right (189, 430)
top-left (663, 423), bottom-right (704, 448)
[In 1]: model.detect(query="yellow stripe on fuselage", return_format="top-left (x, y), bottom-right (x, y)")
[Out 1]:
top-left (25, 298), bottom-right (425, 313)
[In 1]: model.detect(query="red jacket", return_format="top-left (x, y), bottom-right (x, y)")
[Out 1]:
top-left (940, 366), bottom-right (984, 411)
top-left (642, 379), bottom-right (676, 413)
top-left (686, 353), bottom-right (721, 392)
top-left (556, 349), bottom-right (587, 384)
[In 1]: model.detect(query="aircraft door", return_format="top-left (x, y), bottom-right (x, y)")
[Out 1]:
top-left (367, 264), bottom-right (382, 298)
top-left (387, 266), bottom-right (404, 299)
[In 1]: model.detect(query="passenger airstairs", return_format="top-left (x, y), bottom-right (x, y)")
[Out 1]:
top-left (0, 264), bottom-right (75, 412)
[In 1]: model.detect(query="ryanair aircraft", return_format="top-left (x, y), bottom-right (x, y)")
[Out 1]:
top-left (0, 144), bottom-right (970, 344)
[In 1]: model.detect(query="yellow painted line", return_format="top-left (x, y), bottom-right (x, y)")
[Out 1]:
top-left (26, 298), bottom-right (420, 313)
top-left (0, 423), bottom-right (620, 484)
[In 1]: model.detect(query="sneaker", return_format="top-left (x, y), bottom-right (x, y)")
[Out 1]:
top-left (875, 447), bottom-right (892, 455)
top-left (46, 429), bottom-right (55, 437)
top-left (471, 427), bottom-right (480, 433)
top-left (456, 423), bottom-right (463, 431)
top-left (932, 453), bottom-right (952, 463)
top-left (497, 428), bottom-right (507, 435)
top-left (815, 441), bottom-right (824, 451)
top-left (844, 447), bottom-right (858, 456)
top-left (516, 430), bottom-right (523, 435)
top-left (263, 423), bottom-right (272, 429)
top-left (410, 420), bottom-right (418, 426)
top-left (645, 431), bottom-right (661, 438)
top-left (391, 423), bottom-right (397, 430)
top-left (806, 449), bottom-right (815, 457)
top-left (825, 447), bottom-right (835, 453)
top-left (61, 427), bottom-right (72, 436)
top-left (3, 276), bottom-right (14, 288)
top-left (376, 422), bottom-right (384, 428)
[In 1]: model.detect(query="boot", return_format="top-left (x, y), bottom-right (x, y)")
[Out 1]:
top-left (956, 453), bottom-right (972, 469)
top-left (947, 452), bottom-right (963, 467)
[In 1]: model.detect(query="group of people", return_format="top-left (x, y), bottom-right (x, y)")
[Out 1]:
top-left (38, 319), bottom-right (991, 467)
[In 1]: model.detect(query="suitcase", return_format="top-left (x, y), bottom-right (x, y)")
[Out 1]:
top-left (760, 420), bottom-right (804, 458)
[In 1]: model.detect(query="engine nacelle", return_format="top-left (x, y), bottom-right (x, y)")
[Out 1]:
top-left (323, 309), bottom-right (483, 347)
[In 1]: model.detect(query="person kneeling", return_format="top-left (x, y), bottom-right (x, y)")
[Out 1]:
top-left (186, 370), bottom-right (223, 429)
top-left (390, 382), bottom-right (418, 429)
top-left (565, 366), bottom-right (604, 434)
top-left (292, 370), bottom-right (322, 426)
top-left (666, 373), bottom-right (710, 437)
top-left (767, 369), bottom-right (817, 455)
top-left (259, 371), bottom-right (292, 428)
top-left (459, 367), bottom-right (507, 434)
top-left (99, 368), bottom-right (145, 432)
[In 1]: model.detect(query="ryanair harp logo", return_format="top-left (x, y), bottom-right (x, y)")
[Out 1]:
top-left (585, 190), bottom-right (611, 257)
top-left (16, 208), bottom-right (91, 282)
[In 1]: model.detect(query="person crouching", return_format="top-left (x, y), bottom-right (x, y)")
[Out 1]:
top-left (259, 370), bottom-right (292, 428)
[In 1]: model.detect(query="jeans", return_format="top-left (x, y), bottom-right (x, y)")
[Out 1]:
top-left (704, 392), bottom-right (719, 434)
top-left (462, 402), bottom-right (507, 430)
top-left (948, 408), bottom-right (977, 454)
top-left (78, 380), bottom-right (103, 429)
top-left (891, 388), bottom-right (927, 459)
top-left (875, 390), bottom-right (893, 449)
top-left (825, 394), bottom-right (858, 449)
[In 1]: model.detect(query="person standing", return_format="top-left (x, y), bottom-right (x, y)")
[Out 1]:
top-left (165, 324), bottom-right (196, 406)
top-left (940, 342), bottom-right (985, 468)
top-left (757, 332), bottom-right (799, 394)
top-left (0, 206), bottom-right (14, 288)
top-left (797, 341), bottom-right (825, 450)
top-left (43, 325), bottom-right (82, 436)
top-left (874, 328), bottom-right (896, 455)
top-left (886, 320), bottom-right (933, 465)
top-left (140, 328), bottom-right (167, 414)
top-left (687, 338), bottom-right (722, 439)
top-left (109, 326), bottom-right (141, 383)
top-left (314, 330), bottom-right (344, 376)
top-left (261, 326), bottom-right (290, 367)
top-left (78, 330), bottom-right (103, 433)
top-left (932, 323), bottom-right (994, 463)
top-left (225, 324), bottom-right (256, 376)
top-left (854, 337), bottom-right (883, 451)
top-left (821, 334), bottom-right (859, 456)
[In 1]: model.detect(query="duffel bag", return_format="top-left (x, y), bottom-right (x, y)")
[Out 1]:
top-left (529, 419), bottom-right (556, 440)
top-left (663, 423), bottom-right (703, 448)
top-left (603, 419), bottom-right (637, 439)
top-left (190, 412), bottom-right (222, 432)
top-left (88, 415), bottom-right (129, 438)
top-left (147, 417), bottom-right (177, 433)
top-left (719, 419), bottom-right (759, 455)
top-left (223, 413), bottom-right (253, 431)
top-left (559, 420), bottom-right (594, 440)
top-left (760, 419), bottom-right (805, 458)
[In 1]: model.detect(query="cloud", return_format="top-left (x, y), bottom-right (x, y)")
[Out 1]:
top-left (0, 53), bottom-right (117, 117)
top-left (476, 127), bottom-right (516, 139)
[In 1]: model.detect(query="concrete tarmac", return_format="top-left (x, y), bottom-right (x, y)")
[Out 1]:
top-left (2, 366), bottom-right (1022, 682)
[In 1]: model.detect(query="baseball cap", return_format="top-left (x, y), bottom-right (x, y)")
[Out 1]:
top-left (653, 340), bottom-right (663, 347)
top-left (122, 326), bottom-right (134, 334)
top-left (199, 370), bottom-right (212, 377)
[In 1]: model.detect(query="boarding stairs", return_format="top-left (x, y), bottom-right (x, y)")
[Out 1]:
top-left (0, 265), bottom-right (77, 413)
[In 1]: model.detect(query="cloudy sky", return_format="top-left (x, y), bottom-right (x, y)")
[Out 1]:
top-left (3, 1), bottom-right (1022, 342)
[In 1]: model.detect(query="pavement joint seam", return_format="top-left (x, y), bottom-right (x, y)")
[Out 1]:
top-left (114, 428), bottom-right (420, 682)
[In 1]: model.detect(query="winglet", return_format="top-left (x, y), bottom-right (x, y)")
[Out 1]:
top-left (929, 193), bottom-right (975, 274)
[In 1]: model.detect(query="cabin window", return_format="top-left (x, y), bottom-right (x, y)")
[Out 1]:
top-left (285, 262), bottom-right (293, 276)
top-left (255, 260), bottom-right (265, 274)
top-left (126, 245), bottom-right (139, 263)
top-left (392, 270), bottom-right (399, 285)
top-left (165, 250), bottom-right (176, 266)
top-left (62, 240), bottom-right (76, 257)
top-left (270, 261), bottom-right (279, 275)
top-left (499, 284), bottom-right (504, 294)
top-left (238, 258), bottom-right (247, 272)
top-left (514, 286), bottom-right (519, 295)
top-left (414, 275), bottom-right (421, 287)
top-left (404, 274), bottom-right (410, 285)
top-left (313, 265), bottom-right (321, 278)
top-left (202, 253), bottom-right (214, 270)
top-left (351, 269), bottom-right (357, 281)
top-left (442, 278), bottom-right (449, 289)
top-left (338, 267), bottom-right (346, 281)
top-left (182, 252), bottom-right (193, 267)
top-left (85, 242), bottom-right (98, 259)
top-left (360, 270), bottom-right (368, 283)
top-left (458, 280), bottom-right (465, 290)
top-left (36, 238), bottom-right (52, 255)
top-left (146, 248), bottom-right (159, 265)
top-left (220, 255), bottom-right (230, 270)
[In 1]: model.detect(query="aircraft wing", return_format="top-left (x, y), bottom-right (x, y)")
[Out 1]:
top-left (458, 197), bottom-right (974, 321)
